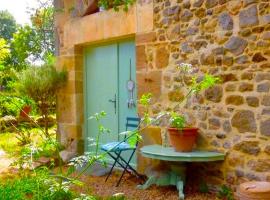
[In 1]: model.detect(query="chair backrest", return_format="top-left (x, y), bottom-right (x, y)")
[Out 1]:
top-left (125, 117), bottom-right (140, 131)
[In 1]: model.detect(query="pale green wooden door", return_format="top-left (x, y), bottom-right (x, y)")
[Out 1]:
top-left (84, 40), bottom-right (137, 166)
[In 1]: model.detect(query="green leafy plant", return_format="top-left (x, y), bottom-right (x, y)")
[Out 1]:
top-left (217, 185), bottom-right (234, 200)
top-left (17, 64), bottom-right (67, 137)
top-left (98, 0), bottom-right (135, 12)
top-left (169, 112), bottom-right (185, 129)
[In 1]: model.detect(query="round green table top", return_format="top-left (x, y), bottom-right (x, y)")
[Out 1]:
top-left (140, 145), bottom-right (225, 162)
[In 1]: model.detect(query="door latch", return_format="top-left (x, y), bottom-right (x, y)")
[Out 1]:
top-left (109, 94), bottom-right (117, 114)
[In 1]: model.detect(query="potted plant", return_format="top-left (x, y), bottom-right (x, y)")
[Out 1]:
top-left (167, 112), bottom-right (198, 152)
top-left (139, 63), bottom-right (219, 152)
top-left (19, 97), bottom-right (32, 118)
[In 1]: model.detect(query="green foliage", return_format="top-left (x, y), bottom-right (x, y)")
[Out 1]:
top-left (191, 74), bottom-right (220, 94)
top-left (18, 64), bottom-right (67, 104)
top-left (17, 64), bottom-right (67, 136)
top-left (169, 112), bottom-right (185, 129)
top-left (0, 38), bottom-right (10, 62)
top-left (98, 0), bottom-right (135, 12)
top-left (217, 185), bottom-right (234, 200)
top-left (139, 93), bottom-right (152, 125)
top-left (0, 95), bottom-right (30, 117)
top-left (30, 5), bottom-right (55, 58)
top-left (0, 169), bottom-right (76, 200)
top-left (0, 10), bottom-right (17, 41)
top-left (9, 25), bottom-right (41, 69)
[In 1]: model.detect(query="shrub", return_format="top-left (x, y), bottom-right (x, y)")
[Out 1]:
top-left (17, 64), bottom-right (67, 136)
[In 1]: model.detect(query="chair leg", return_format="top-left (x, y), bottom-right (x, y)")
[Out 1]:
top-left (116, 150), bottom-right (136, 187)
top-left (117, 151), bottom-right (141, 178)
top-left (105, 151), bottom-right (121, 182)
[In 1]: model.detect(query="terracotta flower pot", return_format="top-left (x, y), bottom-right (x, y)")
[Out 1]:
top-left (20, 105), bottom-right (31, 118)
top-left (167, 127), bottom-right (198, 152)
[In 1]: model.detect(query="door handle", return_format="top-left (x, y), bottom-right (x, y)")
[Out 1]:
top-left (109, 94), bottom-right (117, 114)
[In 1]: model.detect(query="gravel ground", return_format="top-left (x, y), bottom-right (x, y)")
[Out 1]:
top-left (74, 171), bottom-right (218, 200)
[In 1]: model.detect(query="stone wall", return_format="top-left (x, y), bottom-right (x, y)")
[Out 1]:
top-left (136, 0), bottom-right (270, 189)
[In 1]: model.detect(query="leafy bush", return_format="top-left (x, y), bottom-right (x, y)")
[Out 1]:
top-left (0, 94), bottom-right (36, 117)
top-left (17, 64), bottom-right (67, 136)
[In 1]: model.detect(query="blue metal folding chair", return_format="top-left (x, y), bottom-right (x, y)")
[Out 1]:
top-left (101, 117), bottom-right (141, 186)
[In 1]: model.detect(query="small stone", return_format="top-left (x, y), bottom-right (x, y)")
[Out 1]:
top-left (200, 53), bottom-right (215, 65)
top-left (252, 26), bottom-right (264, 33)
top-left (223, 56), bottom-right (233, 66)
top-left (252, 52), bottom-right (267, 62)
top-left (167, 24), bottom-right (181, 40)
top-left (239, 5), bottom-right (259, 28)
top-left (239, 82), bottom-right (253, 92)
top-left (222, 142), bottom-right (230, 150)
top-left (241, 72), bottom-right (254, 80)
top-left (163, 6), bottom-right (180, 16)
top-left (235, 55), bottom-right (249, 64)
top-left (247, 159), bottom-right (270, 172)
top-left (220, 73), bottom-right (238, 82)
top-left (260, 119), bottom-right (270, 136)
top-left (231, 110), bottom-right (257, 133)
top-left (195, 8), bottom-right (206, 18)
top-left (209, 118), bottom-right (221, 130)
top-left (205, 86), bottom-right (223, 103)
top-left (186, 27), bottom-right (198, 35)
top-left (262, 14), bottom-right (270, 24)
top-left (155, 47), bottom-right (169, 69)
top-left (239, 29), bottom-right (252, 37)
top-left (235, 169), bottom-right (244, 177)
top-left (168, 90), bottom-right (184, 102)
top-left (227, 153), bottom-right (244, 167)
top-left (234, 140), bottom-right (260, 155)
top-left (257, 82), bottom-right (270, 92)
top-left (246, 96), bottom-right (259, 107)
top-left (183, 0), bottom-right (191, 8)
top-left (205, 0), bottom-right (218, 8)
top-left (260, 63), bottom-right (270, 69)
top-left (223, 120), bottom-right (232, 133)
top-left (181, 9), bottom-right (193, 22)
top-left (265, 145), bottom-right (270, 155)
top-left (218, 12), bottom-right (233, 30)
top-left (256, 73), bottom-right (270, 82)
top-left (262, 95), bottom-right (270, 106)
top-left (225, 84), bottom-right (236, 91)
top-left (226, 95), bottom-right (244, 105)
top-left (193, 0), bottom-right (204, 7)
top-left (181, 42), bottom-right (193, 53)
top-left (257, 40), bottom-right (269, 48)
top-left (262, 32), bottom-right (270, 40)
top-left (216, 133), bottom-right (226, 139)
top-left (212, 47), bottom-right (224, 55)
top-left (243, 0), bottom-right (257, 7)
top-left (262, 109), bottom-right (270, 116)
top-left (224, 36), bottom-right (248, 56)
top-left (194, 40), bottom-right (208, 50)
top-left (227, 0), bottom-right (242, 15)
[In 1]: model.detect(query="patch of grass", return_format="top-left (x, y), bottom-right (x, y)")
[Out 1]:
top-left (0, 132), bottom-right (20, 155)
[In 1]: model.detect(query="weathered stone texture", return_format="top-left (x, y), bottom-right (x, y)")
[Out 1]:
top-left (231, 110), bottom-right (257, 133)
top-left (239, 5), bottom-right (259, 28)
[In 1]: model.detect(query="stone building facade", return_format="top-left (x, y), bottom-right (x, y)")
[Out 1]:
top-left (55, 0), bottom-right (270, 189)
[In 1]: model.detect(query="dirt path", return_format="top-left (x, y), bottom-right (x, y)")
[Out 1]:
top-left (0, 150), bottom-right (14, 174)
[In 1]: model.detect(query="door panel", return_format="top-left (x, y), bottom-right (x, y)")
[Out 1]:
top-left (118, 41), bottom-right (137, 167)
top-left (85, 44), bottom-right (118, 153)
top-left (84, 40), bottom-right (137, 167)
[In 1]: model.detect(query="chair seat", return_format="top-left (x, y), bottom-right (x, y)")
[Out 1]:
top-left (101, 142), bottom-right (135, 152)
